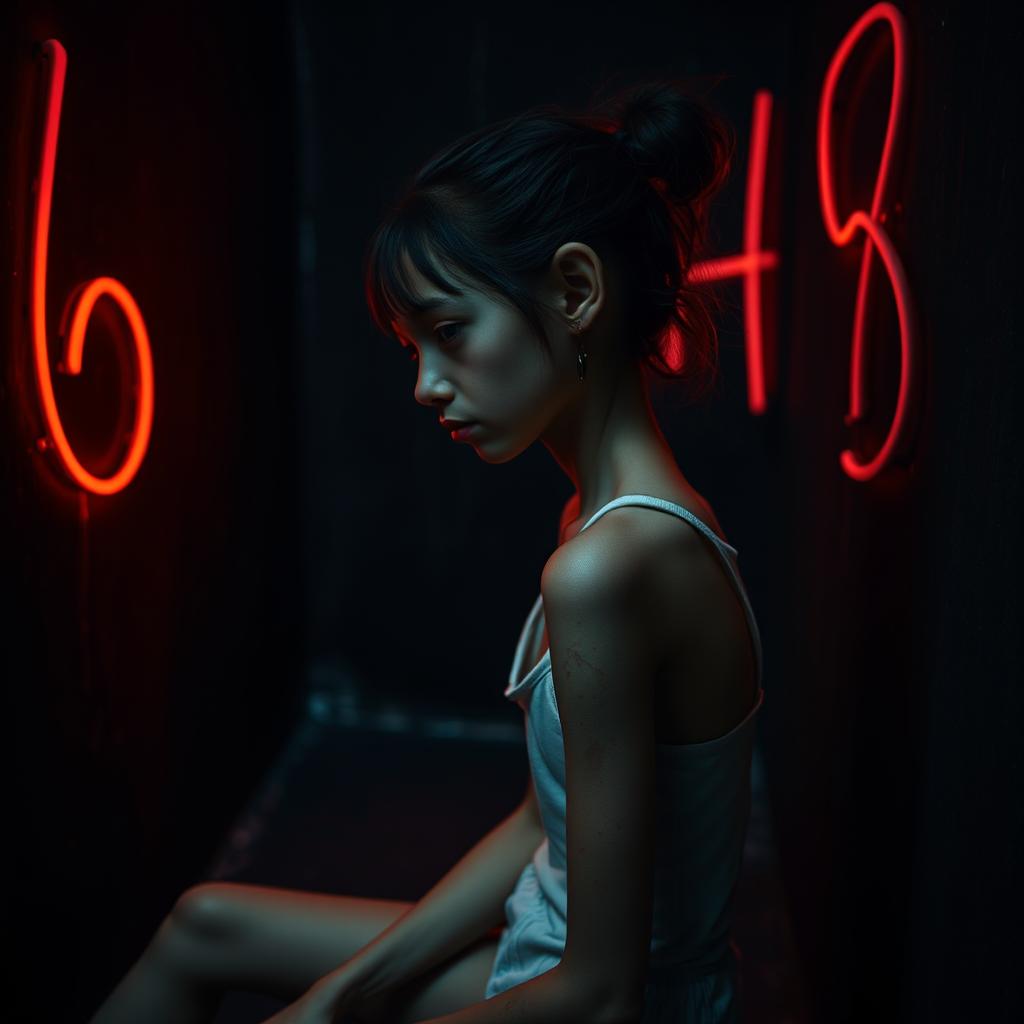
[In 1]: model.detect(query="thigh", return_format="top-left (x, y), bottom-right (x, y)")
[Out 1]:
top-left (163, 881), bottom-right (503, 1023)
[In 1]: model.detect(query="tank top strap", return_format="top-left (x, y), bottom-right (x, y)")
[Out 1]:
top-left (577, 493), bottom-right (739, 554)
top-left (576, 494), bottom-right (763, 687)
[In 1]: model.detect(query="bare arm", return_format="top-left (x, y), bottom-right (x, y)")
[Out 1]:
top-left (336, 785), bottom-right (544, 1005)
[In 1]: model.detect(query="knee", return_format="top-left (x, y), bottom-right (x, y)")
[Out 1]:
top-left (169, 882), bottom-right (240, 942)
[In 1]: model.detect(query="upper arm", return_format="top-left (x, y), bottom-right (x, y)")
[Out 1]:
top-left (519, 777), bottom-right (542, 828)
top-left (539, 532), bottom-right (660, 1020)
top-left (516, 493), bottom-right (577, 836)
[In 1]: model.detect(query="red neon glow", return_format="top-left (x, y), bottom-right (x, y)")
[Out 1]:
top-left (686, 90), bottom-right (778, 415)
top-left (817, 3), bottom-right (918, 481)
top-left (30, 39), bottom-right (154, 495)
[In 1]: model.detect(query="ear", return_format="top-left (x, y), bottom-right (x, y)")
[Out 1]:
top-left (545, 241), bottom-right (607, 329)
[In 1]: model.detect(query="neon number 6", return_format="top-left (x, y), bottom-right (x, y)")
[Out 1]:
top-left (30, 39), bottom-right (154, 495)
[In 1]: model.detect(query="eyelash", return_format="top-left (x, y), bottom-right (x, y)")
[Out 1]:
top-left (404, 322), bottom-right (462, 362)
top-left (435, 322), bottom-right (463, 343)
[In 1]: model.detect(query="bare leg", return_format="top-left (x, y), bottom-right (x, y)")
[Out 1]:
top-left (88, 882), bottom-right (417, 1024)
top-left (88, 915), bottom-right (223, 1024)
top-left (88, 881), bottom-right (500, 1024)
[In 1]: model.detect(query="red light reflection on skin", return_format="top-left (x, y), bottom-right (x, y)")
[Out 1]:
top-left (817, 2), bottom-right (918, 481)
top-left (685, 89), bottom-right (778, 415)
top-left (30, 39), bottom-right (154, 495)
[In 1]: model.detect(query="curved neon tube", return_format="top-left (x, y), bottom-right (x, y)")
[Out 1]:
top-left (30, 39), bottom-right (154, 495)
top-left (817, 3), bottom-right (918, 481)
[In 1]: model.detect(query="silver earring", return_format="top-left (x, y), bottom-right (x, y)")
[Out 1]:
top-left (569, 318), bottom-right (586, 382)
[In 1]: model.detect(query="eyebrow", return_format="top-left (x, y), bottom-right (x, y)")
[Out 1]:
top-left (391, 295), bottom-right (466, 342)
top-left (406, 295), bottom-right (464, 316)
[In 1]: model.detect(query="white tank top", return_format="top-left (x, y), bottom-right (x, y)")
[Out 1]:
top-left (501, 494), bottom-right (765, 981)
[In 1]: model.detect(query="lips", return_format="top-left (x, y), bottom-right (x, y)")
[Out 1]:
top-left (448, 422), bottom-right (479, 440)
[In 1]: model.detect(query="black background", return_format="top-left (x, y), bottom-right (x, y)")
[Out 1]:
top-left (2, 2), bottom-right (1020, 1021)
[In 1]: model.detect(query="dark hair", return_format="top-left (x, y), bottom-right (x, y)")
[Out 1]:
top-left (362, 77), bottom-right (735, 401)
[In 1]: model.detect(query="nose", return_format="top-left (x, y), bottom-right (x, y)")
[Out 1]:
top-left (413, 359), bottom-right (455, 409)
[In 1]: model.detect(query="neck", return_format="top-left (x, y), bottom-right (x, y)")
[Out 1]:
top-left (542, 357), bottom-right (679, 534)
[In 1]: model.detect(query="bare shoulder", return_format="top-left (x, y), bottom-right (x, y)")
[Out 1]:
top-left (543, 502), bottom-right (724, 663)
top-left (554, 495), bottom-right (711, 568)
top-left (540, 519), bottom-right (664, 732)
top-left (543, 507), bottom-right (698, 616)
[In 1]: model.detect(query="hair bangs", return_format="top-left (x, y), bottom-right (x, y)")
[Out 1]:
top-left (365, 211), bottom-right (474, 340)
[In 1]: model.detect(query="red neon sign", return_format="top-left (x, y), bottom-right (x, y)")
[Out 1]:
top-left (28, 7), bottom-right (913, 492)
top-left (817, 2), bottom-right (917, 481)
top-left (30, 38), bottom-right (154, 495)
top-left (685, 89), bottom-right (778, 417)
top-left (686, 2), bottom-right (917, 481)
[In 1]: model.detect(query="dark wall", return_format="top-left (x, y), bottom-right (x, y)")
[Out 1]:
top-left (292, 0), bottom-right (795, 715)
top-left (763, 4), bottom-right (1022, 1023)
top-left (4, 1), bottom-right (1020, 1022)
top-left (880, 5), bottom-right (1022, 1022)
top-left (2, 1), bottom-right (302, 1019)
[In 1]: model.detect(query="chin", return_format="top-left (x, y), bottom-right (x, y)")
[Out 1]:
top-left (471, 433), bottom-right (532, 464)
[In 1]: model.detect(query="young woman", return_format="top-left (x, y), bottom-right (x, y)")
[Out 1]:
top-left (89, 77), bottom-right (763, 1024)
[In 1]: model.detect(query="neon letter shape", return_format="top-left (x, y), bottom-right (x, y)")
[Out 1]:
top-left (818, 3), bottom-right (919, 481)
top-left (30, 39), bottom-right (154, 495)
top-left (686, 89), bottom-right (778, 415)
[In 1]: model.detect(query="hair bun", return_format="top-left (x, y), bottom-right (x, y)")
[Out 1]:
top-left (601, 78), bottom-right (734, 206)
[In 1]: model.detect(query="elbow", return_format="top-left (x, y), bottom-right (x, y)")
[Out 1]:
top-left (579, 983), bottom-right (643, 1024)
top-left (597, 1002), bottom-right (643, 1024)
top-left (554, 962), bottom-right (643, 1024)
top-left (591, 1003), bottom-right (643, 1024)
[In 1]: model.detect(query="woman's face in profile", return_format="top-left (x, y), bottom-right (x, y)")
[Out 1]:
top-left (390, 254), bottom-right (569, 464)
